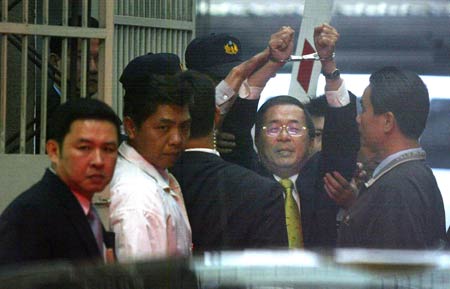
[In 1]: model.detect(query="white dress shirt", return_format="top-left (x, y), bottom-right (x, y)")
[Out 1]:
top-left (215, 79), bottom-right (263, 114)
top-left (109, 142), bottom-right (192, 262)
top-left (274, 174), bottom-right (301, 211)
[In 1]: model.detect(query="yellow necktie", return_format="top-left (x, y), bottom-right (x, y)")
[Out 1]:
top-left (279, 178), bottom-right (304, 248)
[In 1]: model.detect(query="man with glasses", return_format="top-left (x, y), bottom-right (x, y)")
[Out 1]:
top-left (253, 24), bottom-right (359, 248)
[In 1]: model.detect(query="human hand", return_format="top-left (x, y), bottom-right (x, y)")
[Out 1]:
top-left (313, 23), bottom-right (339, 60)
top-left (269, 26), bottom-right (295, 62)
top-left (324, 171), bottom-right (358, 209)
top-left (354, 162), bottom-right (370, 190)
top-left (216, 131), bottom-right (236, 154)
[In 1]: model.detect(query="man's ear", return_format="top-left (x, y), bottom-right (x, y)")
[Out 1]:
top-left (123, 117), bottom-right (137, 139)
top-left (46, 139), bottom-right (60, 164)
top-left (383, 111), bottom-right (395, 133)
top-left (214, 106), bottom-right (221, 128)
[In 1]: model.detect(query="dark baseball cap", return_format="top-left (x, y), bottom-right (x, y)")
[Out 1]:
top-left (120, 53), bottom-right (182, 91)
top-left (185, 33), bottom-right (243, 80)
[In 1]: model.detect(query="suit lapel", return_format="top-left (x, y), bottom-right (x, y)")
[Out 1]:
top-left (43, 170), bottom-right (101, 257)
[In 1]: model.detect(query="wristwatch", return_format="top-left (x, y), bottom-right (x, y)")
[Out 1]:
top-left (322, 68), bottom-right (340, 80)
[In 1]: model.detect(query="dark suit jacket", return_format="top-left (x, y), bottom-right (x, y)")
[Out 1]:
top-left (338, 160), bottom-right (446, 249)
top-left (225, 95), bottom-right (360, 248)
top-left (220, 98), bottom-right (259, 170)
top-left (255, 152), bottom-right (339, 248)
top-left (171, 151), bottom-right (288, 251)
top-left (0, 169), bottom-right (109, 267)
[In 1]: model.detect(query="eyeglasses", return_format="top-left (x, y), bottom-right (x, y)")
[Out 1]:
top-left (262, 124), bottom-right (307, 137)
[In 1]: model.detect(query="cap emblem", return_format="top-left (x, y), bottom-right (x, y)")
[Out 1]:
top-left (224, 41), bottom-right (239, 55)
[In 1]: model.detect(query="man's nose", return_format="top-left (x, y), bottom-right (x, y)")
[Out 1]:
top-left (276, 127), bottom-right (292, 141)
top-left (89, 56), bottom-right (98, 74)
top-left (168, 129), bottom-right (184, 146)
top-left (91, 149), bottom-right (104, 166)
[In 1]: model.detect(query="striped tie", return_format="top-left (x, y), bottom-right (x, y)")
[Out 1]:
top-left (87, 205), bottom-right (104, 256)
top-left (279, 178), bottom-right (304, 248)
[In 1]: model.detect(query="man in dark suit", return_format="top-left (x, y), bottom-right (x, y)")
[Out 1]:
top-left (325, 67), bottom-right (446, 249)
top-left (0, 98), bottom-right (121, 266)
top-left (252, 24), bottom-right (360, 248)
top-left (170, 71), bottom-right (288, 251)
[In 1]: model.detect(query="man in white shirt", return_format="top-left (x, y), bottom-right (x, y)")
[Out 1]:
top-left (109, 53), bottom-right (192, 261)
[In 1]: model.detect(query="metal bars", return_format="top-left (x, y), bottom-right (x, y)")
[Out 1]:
top-left (0, 0), bottom-right (8, 154)
top-left (0, 0), bottom-right (194, 153)
top-left (0, 1), bottom-right (114, 154)
top-left (113, 0), bottom-right (195, 117)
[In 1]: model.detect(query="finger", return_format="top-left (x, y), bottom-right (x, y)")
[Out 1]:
top-left (323, 174), bottom-right (342, 199)
top-left (324, 182), bottom-right (337, 201)
top-left (217, 132), bottom-right (235, 141)
top-left (331, 171), bottom-right (351, 188)
top-left (216, 147), bottom-right (233, 154)
top-left (314, 25), bottom-right (323, 38)
top-left (324, 172), bottom-right (344, 193)
top-left (357, 170), bottom-right (367, 180)
top-left (216, 140), bottom-right (236, 149)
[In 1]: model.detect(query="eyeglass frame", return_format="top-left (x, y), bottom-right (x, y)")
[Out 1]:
top-left (261, 124), bottom-right (308, 137)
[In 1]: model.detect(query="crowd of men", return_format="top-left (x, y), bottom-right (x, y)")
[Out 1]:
top-left (0, 22), bottom-right (446, 268)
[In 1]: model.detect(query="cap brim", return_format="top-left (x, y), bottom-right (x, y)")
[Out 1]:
top-left (203, 60), bottom-right (243, 80)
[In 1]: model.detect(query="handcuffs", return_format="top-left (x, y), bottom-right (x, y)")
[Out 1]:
top-left (270, 52), bottom-right (335, 63)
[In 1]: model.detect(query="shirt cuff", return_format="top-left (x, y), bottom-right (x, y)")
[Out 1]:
top-left (238, 79), bottom-right (263, 100)
top-left (215, 80), bottom-right (237, 114)
top-left (325, 80), bottom-right (350, 107)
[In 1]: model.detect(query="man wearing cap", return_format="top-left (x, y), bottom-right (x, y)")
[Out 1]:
top-left (108, 53), bottom-right (192, 261)
top-left (185, 27), bottom-right (295, 170)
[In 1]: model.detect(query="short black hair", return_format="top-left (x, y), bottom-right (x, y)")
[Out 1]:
top-left (305, 94), bottom-right (327, 117)
top-left (369, 66), bottom-right (429, 139)
top-left (255, 95), bottom-right (315, 140)
top-left (47, 98), bottom-right (121, 145)
top-left (177, 71), bottom-right (216, 138)
top-left (122, 73), bottom-right (191, 128)
top-left (49, 16), bottom-right (99, 56)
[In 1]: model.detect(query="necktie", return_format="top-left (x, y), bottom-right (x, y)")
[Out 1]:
top-left (279, 178), bottom-right (304, 248)
top-left (87, 205), bottom-right (104, 256)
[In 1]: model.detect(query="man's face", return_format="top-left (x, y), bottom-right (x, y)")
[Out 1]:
top-left (83, 38), bottom-right (99, 96)
top-left (48, 119), bottom-right (119, 198)
top-left (127, 104), bottom-right (191, 171)
top-left (256, 104), bottom-right (312, 178)
top-left (357, 85), bottom-right (385, 152)
top-left (311, 115), bottom-right (324, 155)
top-left (53, 38), bottom-right (99, 96)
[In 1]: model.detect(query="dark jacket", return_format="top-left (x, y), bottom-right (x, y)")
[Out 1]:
top-left (0, 169), bottom-right (111, 267)
top-left (338, 160), bottom-right (446, 249)
top-left (171, 151), bottom-right (288, 251)
top-left (223, 94), bottom-right (360, 248)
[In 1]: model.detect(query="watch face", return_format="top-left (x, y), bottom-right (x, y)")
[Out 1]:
top-left (324, 69), bottom-right (340, 80)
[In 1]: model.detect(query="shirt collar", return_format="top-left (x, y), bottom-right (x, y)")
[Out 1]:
top-left (118, 141), bottom-right (170, 189)
top-left (273, 174), bottom-right (299, 192)
top-left (48, 166), bottom-right (91, 215)
top-left (72, 190), bottom-right (91, 215)
top-left (372, 148), bottom-right (424, 178)
top-left (184, 148), bottom-right (220, 156)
